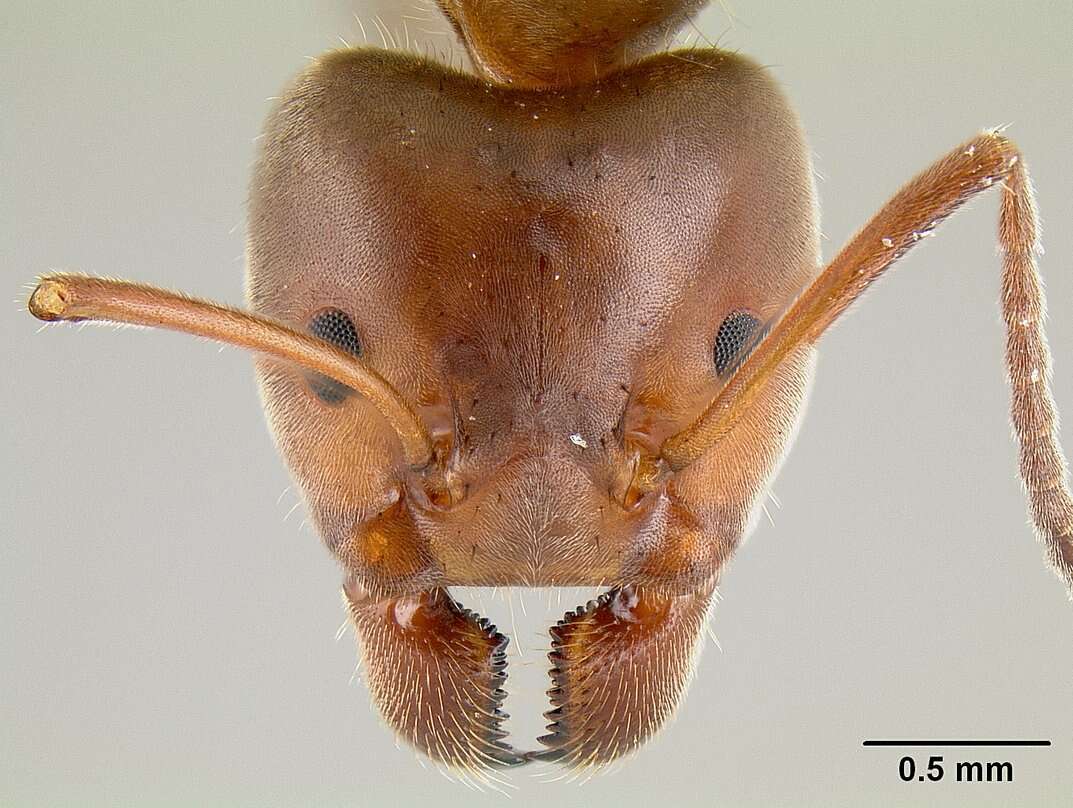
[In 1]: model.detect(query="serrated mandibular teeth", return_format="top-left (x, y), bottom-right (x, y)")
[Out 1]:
top-left (346, 585), bottom-right (539, 771)
top-left (485, 747), bottom-right (529, 768)
top-left (536, 733), bottom-right (564, 749)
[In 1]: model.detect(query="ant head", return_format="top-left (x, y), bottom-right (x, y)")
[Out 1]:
top-left (27, 28), bottom-right (828, 769)
top-left (244, 47), bottom-right (820, 601)
top-left (437, 0), bottom-right (708, 88)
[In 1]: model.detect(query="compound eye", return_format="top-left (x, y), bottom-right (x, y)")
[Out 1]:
top-left (307, 308), bottom-right (362, 403)
top-left (713, 311), bottom-right (762, 376)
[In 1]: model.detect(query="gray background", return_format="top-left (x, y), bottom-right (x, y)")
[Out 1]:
top-left (4, 1), bottom-right (1072, 806)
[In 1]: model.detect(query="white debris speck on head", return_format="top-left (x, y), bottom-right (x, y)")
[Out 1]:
top-left (569, 433), bottom-right (588, 449)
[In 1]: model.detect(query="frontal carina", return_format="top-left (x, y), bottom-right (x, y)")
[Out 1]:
top-left (27, 0), bottom-right (1073, 774)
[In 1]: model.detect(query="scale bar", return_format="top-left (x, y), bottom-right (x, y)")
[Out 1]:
top-left (863, 740), bottom-right (1050, 747)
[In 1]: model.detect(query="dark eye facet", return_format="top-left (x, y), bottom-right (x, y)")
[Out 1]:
top-left (714, 311), bottom-right (761, 376)
top-left (307, 308), bottom-right (362, 403)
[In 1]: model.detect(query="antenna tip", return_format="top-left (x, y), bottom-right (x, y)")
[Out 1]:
top-left (28, 277), bottom-right (72, 321)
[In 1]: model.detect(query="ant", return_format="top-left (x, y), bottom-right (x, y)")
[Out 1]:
top-left (21, 0), bottom-right (1072, 778)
